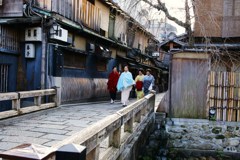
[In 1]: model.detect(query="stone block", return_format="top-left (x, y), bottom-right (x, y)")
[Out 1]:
top-left (40, 134), bottom-right (68, 141)
top-left (212, 127), bottom-right (222, 134)
top-left (56, 144), bottom-right (86, 160)
top-left (0, 144), bottom-right (55, 160)
top-left (30, 128), bottom-right (68, 135)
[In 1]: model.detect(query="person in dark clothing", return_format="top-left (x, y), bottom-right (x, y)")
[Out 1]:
top-left (143, 69), bottom-right (155, 96)
top-left (107, 66), bottom-right (120, 104)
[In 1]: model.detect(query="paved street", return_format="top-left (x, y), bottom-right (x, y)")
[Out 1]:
top-left (0, 94), bottom-right (164, 152)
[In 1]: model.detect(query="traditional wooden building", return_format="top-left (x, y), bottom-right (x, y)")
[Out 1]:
top-left (0, 0), bottom-right (162, 109)
top-left (159, 0), bottom-right (240, 121)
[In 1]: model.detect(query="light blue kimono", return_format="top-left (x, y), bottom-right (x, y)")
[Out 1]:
top-left (117, 71), bottom-right (135, 91)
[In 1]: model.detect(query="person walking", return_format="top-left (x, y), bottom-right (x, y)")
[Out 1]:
top-left (143, 69), bottom-right (155, 96)
top-left (135, 68), bottom-right (144, 99)
top-left (107, 66), bottom-right (120, 104)
top-left (117, 65), bottom-right (135, 107)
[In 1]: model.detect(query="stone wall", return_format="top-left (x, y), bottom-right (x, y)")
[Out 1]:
top-left (140, 113), bottom-right (240, 160)
top-left (167, 120), bottom-right (240, 153)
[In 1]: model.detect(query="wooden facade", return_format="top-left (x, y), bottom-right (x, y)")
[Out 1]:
top-left (194, 0), bottom-right (223, 37)
top-left (194, 0), bottom-right (240, 37)
top-left (171, 52), bottom-right (210, 118)
top-left (222, 0), bottom-right (240, 37)
top-left (35, 0), bottom-right (102, 32)
top-left (0, 0), bottom-right (23, 17)
top-left (0, 25), bottom-right (19, 52)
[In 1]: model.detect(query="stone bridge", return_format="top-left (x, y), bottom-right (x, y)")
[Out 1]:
top-left (0, 90), bottom-right (164, 160)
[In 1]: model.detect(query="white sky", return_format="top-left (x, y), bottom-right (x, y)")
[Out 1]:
top-left (162, 0), bottom-right (186, 34)
top-left (115, 0), bottom-right (187, 34)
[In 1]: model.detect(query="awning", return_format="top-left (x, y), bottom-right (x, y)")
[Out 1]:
top-left (117, 55), bottom-right (135, 62)
top-left (117, 55), bottom-right (161, 71)
top-left (0, 17), bottom-right (42, 24)
top-left (59, 46), bottom-right (87, 55)
top-left (140, 63), bottom-right (161, 71)
top-left (82, 27), bottom-right (131, 50)
top-left (154, 60), bottom-right (169, 70)
top-left (82, 27), bottom-right (115, 44)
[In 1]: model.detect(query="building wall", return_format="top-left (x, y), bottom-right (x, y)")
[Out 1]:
top-left (194, 0), bottom-right (240, 37)
top-left (0, 0), bottom-right (23, 17)
top-left (133, 30), bottom-right (150, 54)
top-left (222, 0), bottom-right (240, 37)
top-left (171, 52), bottom-right (210, 119)
top-left (74, 36), bottom-right (87, 51)
top-left (110, 47), bottom-right (117, 59)
top-left (23, 43), bottom-right (42, 91)
top-left (194, 0), bottom-right (224, 37)
top-left (0, 52), bottom-right (18, 111)
top-left (48, 45), bottom-right (117, 103)
top-left (115, 15), bottom-right (127, 39)
top-left (95, 0), bottom-right (109, 37)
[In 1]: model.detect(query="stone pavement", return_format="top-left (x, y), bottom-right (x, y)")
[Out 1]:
top-left (0, 93), bottom-right (164, 153)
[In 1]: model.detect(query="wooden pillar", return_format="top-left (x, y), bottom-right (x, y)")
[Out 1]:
top-left (53, 86), bottom-right (61, 107)
top-left (34, 96), bottom-right (41, 106)
top-left (170, 42), bottom-right (174, 50)
top-left (12, 99), bottom-right (20, 111)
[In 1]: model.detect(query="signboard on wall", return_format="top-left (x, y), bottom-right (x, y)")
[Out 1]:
top-left (0, 0), bottom-right (23, 17)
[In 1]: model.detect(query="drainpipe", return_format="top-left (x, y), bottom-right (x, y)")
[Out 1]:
top-left (41, 24), bottom-right (47, 89)
top-left (168, 51), bottom-right (174, 125)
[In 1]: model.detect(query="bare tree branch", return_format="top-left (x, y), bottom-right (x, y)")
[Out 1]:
top-left (141, 0), bottom-right (187, 28)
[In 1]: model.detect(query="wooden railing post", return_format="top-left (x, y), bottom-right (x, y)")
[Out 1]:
top-left (52, 86), bottom-right (61, 107)
top-left (109, 127), bottom-right (121, 148)
top-left (56, 144), bottom-right (86, 160)
top-left (34, 96), bottom-right (41, 106)
top-left (124, 118), bottom-right (133, 133)
top-left (12, 93), bottom-right (20, 111)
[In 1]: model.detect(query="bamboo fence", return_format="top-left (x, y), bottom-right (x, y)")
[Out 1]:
top-left (209, 71), bottom-right (240, 122)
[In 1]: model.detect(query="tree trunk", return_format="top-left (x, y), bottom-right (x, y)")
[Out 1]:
top-left (185, 0), bottom-right (194, 46)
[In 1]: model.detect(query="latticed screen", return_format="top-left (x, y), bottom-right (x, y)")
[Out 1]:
top-left (209, 71), bottom-right (240, 122)
top-left (63, 53), bottom-right (86, 69)
top-left (0, 64), bottom-right (9, 93)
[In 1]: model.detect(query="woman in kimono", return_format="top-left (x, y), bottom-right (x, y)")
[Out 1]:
top-left (117, 65), bottom-right (135, 107)
top-left (107, 66), bottom-right (120, 104)
top-left (135, 68), bottom-right (144, 99)
top-left (143, 69), bottom-right (155, 96)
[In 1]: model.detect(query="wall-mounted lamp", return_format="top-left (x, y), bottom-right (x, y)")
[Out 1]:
top-left (209, 107), bottom-right (216, 120)
top-left (50, 23), bottom-right (61, 36)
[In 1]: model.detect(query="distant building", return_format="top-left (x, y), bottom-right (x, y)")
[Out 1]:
top-left (115, 0), bottom-right (177, 42)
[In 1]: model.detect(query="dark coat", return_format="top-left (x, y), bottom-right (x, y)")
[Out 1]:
top-left (107, 71), bottom-right (120, 93)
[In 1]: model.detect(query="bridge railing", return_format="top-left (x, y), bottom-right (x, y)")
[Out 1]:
top-left (0, 87), bottom-right (60, 120)
top-left (0, 93), bottom-right (155, 160)
top-left (53, 93), bottom-right (155, 160)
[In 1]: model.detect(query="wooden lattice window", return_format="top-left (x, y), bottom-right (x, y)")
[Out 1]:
top-left (96, 59), bottom-right (107, 72)
top-left (63, 53), bottom-right (86, 69)
top-left (0, 64), bottom-right (9, 93)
